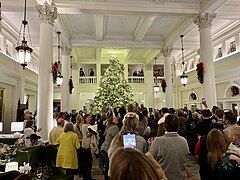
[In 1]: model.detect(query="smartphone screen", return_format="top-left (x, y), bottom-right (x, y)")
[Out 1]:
top-left (123, 133), bottom-right (136, 148)
top-left (202, 97), bottom-right (206, 104)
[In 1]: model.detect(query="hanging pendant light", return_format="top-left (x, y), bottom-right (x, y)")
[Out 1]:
top-left (153, 57), bottom-right (160, 92)
top-left (15, 0), bottom-right (33, 69)
top-left (56, 31), bottom-right (63, 87)
top-left (180, 35), bottom-right (188, 86)
top-left (69, 56), bottom-right (74, 94)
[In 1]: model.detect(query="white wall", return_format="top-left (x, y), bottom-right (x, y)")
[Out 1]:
top-left (0, 52), bottom-right (38, 133)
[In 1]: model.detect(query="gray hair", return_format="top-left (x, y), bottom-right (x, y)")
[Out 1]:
top-left (64, 122), bottom-right (74, 132)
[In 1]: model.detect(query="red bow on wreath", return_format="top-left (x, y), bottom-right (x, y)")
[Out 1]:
top-left (69, 77), bottom-right (74, 94)
top-left (161, 79), bottom-right (167, 93)
top-left (196, 62), bottom-right (204, 84)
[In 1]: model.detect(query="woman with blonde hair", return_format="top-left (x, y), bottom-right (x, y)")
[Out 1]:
top-left (206, 128), bottom-right (240, 179)
top-left (108, 112), bottom-right (147, 156)
top-left (110, 148), bottom-right (167, 180)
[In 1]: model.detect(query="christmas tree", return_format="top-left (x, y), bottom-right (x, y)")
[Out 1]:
top-left (91, 58), bottom-right (134, 114)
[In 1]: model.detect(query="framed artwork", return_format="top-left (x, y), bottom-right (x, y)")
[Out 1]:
top-left (0, 88), bottom-right (4, 122)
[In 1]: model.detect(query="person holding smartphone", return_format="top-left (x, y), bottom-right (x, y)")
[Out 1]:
top-left (108, 112), bottom-right (148, 157)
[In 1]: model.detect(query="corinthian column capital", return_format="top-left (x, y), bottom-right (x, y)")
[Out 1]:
top-left (36, 2), bottom-right (57, 25)
top-left (61, 44), bottom-right (72, 55)
top-left (161, 46), bottom-right (173, 57)
top-left (193, 12), bottom-right (216, 29)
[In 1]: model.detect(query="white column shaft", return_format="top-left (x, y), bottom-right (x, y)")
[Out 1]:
top-left (200, 27), bottom-right (217, 108)
top-left (71, 69), bottom-right (79, 110)
top-left (145, 65), bottom-right (154, 108)
top-left (164, 56), bottom-right (173, 108)
top-left (37, 23), bottom-right (54, 140)
top-left (61, 54), bottom-right (70, 112)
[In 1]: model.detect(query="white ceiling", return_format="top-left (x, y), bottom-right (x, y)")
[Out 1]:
top-left (1, 0), bottom-right (239, 65)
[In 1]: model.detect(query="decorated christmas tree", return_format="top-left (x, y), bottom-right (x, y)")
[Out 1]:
top-left (91, 58), bottom-right (134, 114)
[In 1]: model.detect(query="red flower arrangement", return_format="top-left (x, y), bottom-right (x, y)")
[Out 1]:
top-left (230, 86), bottom-right (239, 96)
top-left (69, 77), bottom-right (74, 94)
top-left (161, 79), bottom-right (167, 93)
top-left (51, 62), bottom-right (59, 84)
top-left (196, 62), bottom-right (204, 84)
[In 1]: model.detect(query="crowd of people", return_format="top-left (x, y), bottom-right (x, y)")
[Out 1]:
top-left (21, 102), bottom-right (240, 180)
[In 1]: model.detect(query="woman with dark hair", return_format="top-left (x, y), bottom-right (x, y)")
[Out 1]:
top-left (24, 120), bottom-right (35, 147)
top-left (56, 122), bottom-right (80, 179)
top-left (206, 128), bottom-right (240, 179)
top-left (100, 116), bottom-right (119, 179)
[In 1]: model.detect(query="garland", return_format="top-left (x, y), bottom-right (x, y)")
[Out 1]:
top-left (161, 79), bottom-right (167, 93)
top-left (230, 86), bottom-right (239, 96)
top-left (196, 62), bottom-right (204, 84)
top-left (69, 77), bottom-right (74, 94)
top-left (51, 62), bottom-right (59, 84)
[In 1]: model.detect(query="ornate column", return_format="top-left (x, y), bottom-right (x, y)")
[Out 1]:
top-left (161, 46), bottom-right (173, 108)
top-left (36, 2), bottom-right (57, 140)
top-left (145, 64), bottom-right (154, 109)
top-left (61, 44), bottom-right (71, 112)
top-left (194, 12), bottom-right (217, 109)
top-left (70, 62), bottom-right (79, 110)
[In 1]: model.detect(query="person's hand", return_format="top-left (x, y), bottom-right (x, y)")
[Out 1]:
top-left (229, 154), bottom-right (240, 165)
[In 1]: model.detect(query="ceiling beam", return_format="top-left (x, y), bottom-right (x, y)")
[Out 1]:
top-left (71, 38), bottom-right (164, 49)
top-left (133, 16), bottom-right (156, 42)
top-left (146, 50), bottom-right (160, 63)
top-left (95, 15), bottom-right (107, 41)
top-left (201, 0), bottom-right (227, 12)
top-left (4, 0), bottom-right (197, 17)
top-left (164, 17), bottom-right (195, 47)
top-left (124, 49), bottom-right (134, 61)
top-left (54, 14), bottom-right (72, 44)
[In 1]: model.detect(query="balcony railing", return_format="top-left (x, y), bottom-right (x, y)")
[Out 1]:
top-left (79, 76), bottom-right (97, 84)
top-left (128, 76), bottom-right (144, 83)
top-left (154, 77), bottom-right (164, 84)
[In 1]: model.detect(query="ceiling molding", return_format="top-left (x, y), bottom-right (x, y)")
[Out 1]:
top-left (164, 17), bottom-right (195, 47)
top-left (54, 14), bottom-right (73, 43)
top-left (133, 16), bottom-right (156, 42)
top-left (95, 15), bottom-right (107, 41)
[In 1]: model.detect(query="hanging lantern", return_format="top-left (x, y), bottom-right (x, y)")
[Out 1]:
top-left (56, 74), bottom-right (63, 87)
top-left (180, 35), bottom-right (188, 86)
top-left (180, 73), bottom-right (188, 86)
top-left (15, 0), bottom-right (33, 69)
top-left (153, 84), bottom-right (160, 92)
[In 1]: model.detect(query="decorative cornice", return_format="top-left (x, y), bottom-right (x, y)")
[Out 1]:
top-left (161, 46), bottom-right (173, 57)
top-left (36, 2), bottom-right (58, 25)
top-left (193, 12), bottom-right (216, 29)
top-left (145, 64), bottom-right (153, 71)
top-left (61, 44), bottom-right (72, 55)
